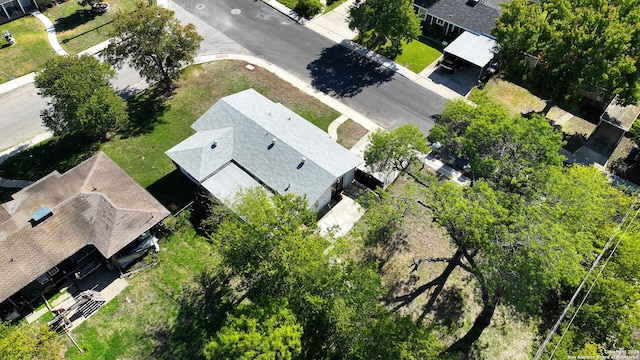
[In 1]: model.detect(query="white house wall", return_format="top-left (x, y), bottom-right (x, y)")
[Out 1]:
top-left (315, 187), bottom-right (333, 213)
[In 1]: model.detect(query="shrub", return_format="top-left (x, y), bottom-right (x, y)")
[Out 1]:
top-left (294, 0), bottom-right (323, 19)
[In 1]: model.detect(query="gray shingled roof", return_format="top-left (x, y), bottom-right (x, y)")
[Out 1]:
top-left (415, 0), bottom-right (501, 35)
top-left (165, 128), bottom-right (234, 181)
top-left (166, 89), bottom-right (364, 207)
top-left (0, 152), bottom-right (170, 303)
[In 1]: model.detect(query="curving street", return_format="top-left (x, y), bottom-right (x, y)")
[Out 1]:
top-left (170, 0), bottom-right (446, 133)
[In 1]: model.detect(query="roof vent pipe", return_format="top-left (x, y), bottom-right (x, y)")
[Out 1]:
top-left (301, 157), bottom-right (306, 163)
top-left (271, 138), bottom-right (277, 144)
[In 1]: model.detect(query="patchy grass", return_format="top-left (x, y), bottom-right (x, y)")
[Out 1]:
top-left (470, 78), bottom-right (546, 117)
top-left (337, 119), bottom-right (368, 149)
top-left (65, 224), bottom-right (221, 359)
top-left (394, 40), bottom-right (442, 73)
top-left (0, 15), bottom-right (56, 83)
top-left (44, 0), bottom-right (140, 55)
top-left (0, 60), bottom-right (339, 213)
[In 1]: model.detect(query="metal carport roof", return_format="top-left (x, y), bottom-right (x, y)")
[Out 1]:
top-left (443, 31), bottom-right (497, 68)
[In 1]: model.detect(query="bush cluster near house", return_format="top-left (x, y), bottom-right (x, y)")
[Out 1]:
top-left (294, 0), bottom-right (323, 19)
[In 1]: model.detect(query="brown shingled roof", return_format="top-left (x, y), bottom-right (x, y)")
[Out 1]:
top-left (0, 152), bottom-right (170, 303)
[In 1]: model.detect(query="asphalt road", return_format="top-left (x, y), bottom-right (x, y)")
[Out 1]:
top-left (171, 0), bottom-right (445, 133)
top-left (0, 84), bottom-right (46, 152)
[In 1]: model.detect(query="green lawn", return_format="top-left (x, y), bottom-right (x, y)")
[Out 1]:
top-left (0, 16), bottom-right (56, 82)
top-left (0, 60), bottom-right (339, 213)
top-left (44, 0), bottom-right (140, 54)
top-left (394, 40), bottom-right (442, 73)
top-left (65, 222), bottom-right (220, 359)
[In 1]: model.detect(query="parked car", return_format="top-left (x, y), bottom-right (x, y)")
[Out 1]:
top-left (440, 56), bottom-right (460, 73)
top-left (478, 63), bottom-right (499, 84)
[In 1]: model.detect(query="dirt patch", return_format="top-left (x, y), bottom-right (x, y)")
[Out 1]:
top-left (337, 119), bottom-right (369, 149)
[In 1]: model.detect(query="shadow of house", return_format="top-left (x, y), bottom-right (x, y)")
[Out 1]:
top-left (0, 152), bottom-right (170, 321)
top-left (0, 0), bottom-right (38, 26)
top-left (573, 98), bottom-right (640, 167)
top-left (307, 44), bottom-right (395, 98)
top-left (166, 89), bottom-right (364, 214)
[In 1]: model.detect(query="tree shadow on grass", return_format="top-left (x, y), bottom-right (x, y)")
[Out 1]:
top-left (54, 9), bottom-right (98, 33)
top-left (428, 285), bottom-right (465, 332)
top-left (120, 87), bottom-right (170, 138)
top-left (145, 169), bottom-right (196, 214)
top-left (150, 269), bottom-right (240, 360)
top-left (0, 133), bottom-right (99, 180)
top-left (307, 44), bottom-right (394, 98)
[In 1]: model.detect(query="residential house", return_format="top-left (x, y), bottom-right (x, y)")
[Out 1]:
top-left (0, 0), bottom-right (38, 25)
top-left (166, 89), bottom-right (364, 214)
top-left (413, 0), bottom-right (505, 40)
top-left (0, 152), bottom-right (170, 320)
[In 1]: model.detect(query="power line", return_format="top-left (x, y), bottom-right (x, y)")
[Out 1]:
top-left (547, 201), bottom-right (640, 359)
top-left (533, 194), bottom-right (640, 360)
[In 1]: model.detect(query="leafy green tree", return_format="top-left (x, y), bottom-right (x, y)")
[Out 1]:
top-left (418, 166), bottom-right (630, 356)
top-left (0, 322), bottom-right (63, 360)
top-left (34, 55), bottom-right (127, 140)
top-left (348, 0), bottom-right (421, 58)
top-left (430, 98), bottom-right (565, 191)
top-left (203, 299), bottom-right (303, 360)
top-left (493, 0), bottom-right (640, 106)
top-left (213, 187), bottom-right (320, 297)
top-left (102, 5), bottom-right (203, 90)
top-left (209, 187), bottom-right (441, 359)
top-left (538, 222), bottom-right (640, 358)
top-left (364, 124), bottom-right (430, 179)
